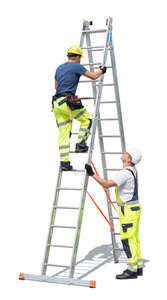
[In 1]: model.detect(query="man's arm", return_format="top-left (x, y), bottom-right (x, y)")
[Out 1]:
top-left (84, 66), bottom-right (107, 80)
top-left (84, 70), bottom-right (103, 80)
top-left (93, 174), bottom-right (116, 188)
top-left (85, 164), bottom-right (116, 188)
top-left (55, 80), bottom-right (58, 89)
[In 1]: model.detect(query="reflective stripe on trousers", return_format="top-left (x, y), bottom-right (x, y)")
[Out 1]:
top-left (53, 97), bottom-right (93, 162)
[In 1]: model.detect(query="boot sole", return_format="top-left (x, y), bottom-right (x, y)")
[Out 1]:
top-left (75, 149), bottom-right (88, 153)
top-left (116, 276), bottom-right (138, 280)
top-left (61, 167), bottom-right (73, 171)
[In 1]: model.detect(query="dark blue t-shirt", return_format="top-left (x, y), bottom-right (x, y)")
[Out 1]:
top-left (55, 62), bottom-right (87, 95)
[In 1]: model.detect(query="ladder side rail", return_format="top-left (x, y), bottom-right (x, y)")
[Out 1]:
top-left (85, 18), bottom-right (118, 262)
top-left (67, 27), bottom-right (91, 279)
top-left (109, 24), bottom-right (126, 152)
top-left (41, 167), bottom-right (63, 275)
top-left (99, 17), bottom-right (119, 262)
top-left (85, 25), bottom-right (117, 252)
top-left (79, 25), bottom-right (85, 49)
top-left (68, 172), bottom-right (89, 278)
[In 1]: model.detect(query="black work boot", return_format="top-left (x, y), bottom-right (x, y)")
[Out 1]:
top-left (137, 268), bottom-right (143, 276)
top-left (75, 143), bottom-right (88, 153)
top-left (116, 269), bottom-right (138, 280)
top-left (60, 162), bottom-right (73, 171)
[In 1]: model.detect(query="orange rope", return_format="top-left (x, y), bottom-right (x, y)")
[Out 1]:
top-left (86, 191), bottom-right (114, 231)
top-left (91, 160), bottom-right (118, 214)
top-left (74, 171), bottom-right (114, 231)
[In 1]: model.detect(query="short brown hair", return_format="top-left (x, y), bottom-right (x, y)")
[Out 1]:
top-left (67, 53), bottom-right (81, 58)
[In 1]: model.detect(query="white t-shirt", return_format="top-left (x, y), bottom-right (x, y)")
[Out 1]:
top-left (112, 166), bottom-right (137, 203)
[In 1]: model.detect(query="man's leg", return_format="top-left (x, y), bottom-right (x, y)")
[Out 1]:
top-left (72, 107), bottom-right (93, 152)
top-left (136, 207), bottom-right (144, 275)
top-left (58, 122), bottom-right (72, 169)
top-left (53, 98), bottom-right (73, 170)
top-left (122, 229), bottom-right (138, 274)
top-left (116, 205), bottom-right (140, 279)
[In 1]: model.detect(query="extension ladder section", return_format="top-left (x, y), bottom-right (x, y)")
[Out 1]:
top-left (19, 17), bottom-right (126, 288)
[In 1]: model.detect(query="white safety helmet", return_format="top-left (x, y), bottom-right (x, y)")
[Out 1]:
top-left (127, 148), bottom-right (142, 165)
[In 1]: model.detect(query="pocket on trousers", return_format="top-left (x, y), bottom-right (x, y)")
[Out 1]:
top-left (120, 222), bottom-right (135, 239)
top-left (122, 223), bottom-right (133, 233)
top-left (130, 206), bottom-right (140, 211)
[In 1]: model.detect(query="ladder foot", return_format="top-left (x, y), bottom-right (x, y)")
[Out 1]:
top-left (18, 273), bottom-right (96, 287)
top-left (89, 280), bottom-right (96, 288)
top-left (19, 273), bottom-right (24, 280)
top-left (114, 260), bottom-right (119, 264)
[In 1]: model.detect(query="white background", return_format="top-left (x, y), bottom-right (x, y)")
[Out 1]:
top-left (0, 0), bottom-right (167, 298)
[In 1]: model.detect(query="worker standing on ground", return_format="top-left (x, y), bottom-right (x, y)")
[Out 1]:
top-left (85, 149), bottom-right (144, 279)
top-left (53, 45), bottom-right (106, 171)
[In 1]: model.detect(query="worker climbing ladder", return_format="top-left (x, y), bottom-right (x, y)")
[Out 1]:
top-left (19, 17), bottom-right (126, 288)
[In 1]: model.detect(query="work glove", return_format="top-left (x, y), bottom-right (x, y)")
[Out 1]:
top-left (85, 164), bottom-right (95, 176)
top-left (99, 65), bottom-right (107, 74)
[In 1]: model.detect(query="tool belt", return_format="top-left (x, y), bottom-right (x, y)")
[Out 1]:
top-left (52, 93), bottom-right (83, 111)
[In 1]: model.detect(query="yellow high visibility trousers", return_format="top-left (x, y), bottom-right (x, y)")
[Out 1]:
top-left (118, 204), bottom-right (143, 272)
top-left (53, 97), bottom-right (93, 162)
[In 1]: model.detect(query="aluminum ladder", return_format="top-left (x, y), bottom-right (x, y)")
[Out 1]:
top-left (19, 17), bottom-right (126, 288)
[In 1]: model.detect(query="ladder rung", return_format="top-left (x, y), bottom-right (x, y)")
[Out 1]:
top-left (82, 29), bottom-right (107, 34)
top-left (102, 152), bottom-right (123, 154)
top-left (82, 46), bottom-right (104, 49)
top-left (54, 206), bottom-right (79, 210)
top-left (48, 244), bottom-right (73, 249)
top-left (94, 66), bottom-right (112, 69)
top-left (81, 98), bottom-right (115, 102)
top-left (57, 188), bottom-right (82, 191)
top-left (114, 248), bottom-right (124, 251)
top-left (100, 135), bottom-right (120, 138)
top-left (110, 217), bottom-right (119, 219)
top-left (82, 47), bottom-right (106, 52)
top-left (113, 232), bottom-right (120, 235)
top-left (80, 97), bottom-right (96, 100)
top-left (51, 225), bottom-right (76, 229)
top-left (83, 62), bottom-right (102, 66)
top-left (90, 49), bottom-right (104, 52)
top-left (99, 118), bottom-right (118, 121)
top-left (71, 169), bottom-right (85, 172)
top-left (70, 151), bottom-right (87, 154)
top-left (105, 168), bottom-right (122, 171)
top-left (95, 83), bottom-right (115, 87)
top-left (100, 101), bottom-right (116, 104)
top-left (45, 263), bottom-right (70, 268)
